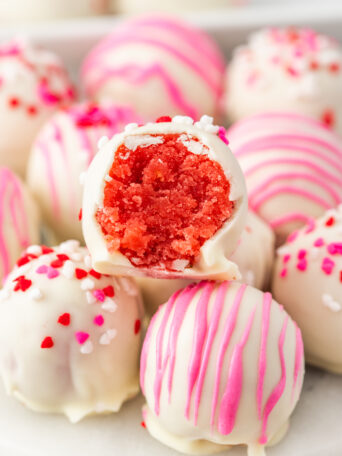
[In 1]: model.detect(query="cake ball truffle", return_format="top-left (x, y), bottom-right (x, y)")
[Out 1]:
top-left (81, 15), bottom-right (225, 120)
top-left (0, 241), bottom-right (143, 422)
top-left (141, 281), bottom-right (304, 455)
top-left (228, 112), bottom-right (342, 244)
top-left (82, 115), bottom-right (247, 280)
top-left (0, 39), bottom-right (75, 176)
top-left (27, 102), bottom-right (141, 242)
top-left (0, 167), bottom-right (41, 282)
top-left (138, 211), bottom-right (274, 315)
top-left (272, 207), bottom-right (342, 374)
top-left (226, 28), bottom-right (342, 133)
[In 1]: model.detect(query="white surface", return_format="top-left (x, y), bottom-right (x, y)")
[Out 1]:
top-left (0, 366), bottom-right (340, 456)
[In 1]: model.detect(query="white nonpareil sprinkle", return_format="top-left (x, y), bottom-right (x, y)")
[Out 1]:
top-left (171, 115), bottom-right (194, 125)
top-left (59, 240), bottom-right (80, 253)
top-left (28, 287), bottom-right (43, 301)
top-left (81, 278), bottom-right (95, 291)
top-left (70, 253), bottom-right (83, 262)
top-left (86, 291), bottom-right (96, 305)
top-left (26, 245), bottom-right (42, 255)
top-left (124, 123), bottom-right (138, 133)
top-left (322, 294), bottom-right (341, 312)
top-left (61, 260), bottom-right (75, 279)
top-left (99, 329), bottom-right (117, 345)
top-left (79, 172), bottom-right (86, 185)
top-left (124, 135), bottom-right (164, 152)
top-left (84, 255), bottom-right (92, 269)
top-left (101, 298), bottom-right (118, 313)
top-left (199, 115), bottom-right (213, 125)
top-left (18, 263), bottom-right (32, 274)
top-left (98, 135), bottom-right (109, 149)
top-left (204, 124), bottom-right (219, 134)
top-left (105, 174), bottom-right (113, 182)
top-left (80, 340), bottom-right (93, 354)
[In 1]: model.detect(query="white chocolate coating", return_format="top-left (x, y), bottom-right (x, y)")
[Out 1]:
top-left (0, 39), bottom-right (74, 176)
top-left (27, 103), bottom-right (141, 242)
top-left (137, 211), bottom-right (274, 315)
top-left (81, 15), bottom-right (225, 120)
top-left (140, 281), bottom-right (304, 455)
top-left (272, 206), bottom-right (342, 374)
top-left (226, 28), bottom-right (342, 135)
top-left (228, 112), bottom-right (342, 245)
top-left (0, 0), bottom-right (108, 22)
top-left (82, 115), bottom-right (247, 280)
top-left (0, 167), bottom-right (41, 282)
top-left (0, 241), bottom-right (143, 422)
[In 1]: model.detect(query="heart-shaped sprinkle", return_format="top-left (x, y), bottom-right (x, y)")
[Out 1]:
top-left (36, 265), bottom-right (48, 274)
top-left (58, 313), bottom-right (71, 326)
top-left (89, 269), bottom-right (101, 279)
top-left (75, 331), bottom-right (89, 345)
top-left (93, 289), bottom-right (105, 302)
top-left (94, 315), bottom-right (104, 326)
top-left (41, 336), bottom-right (54, 349)
top-left (134, 319), bottom-right (141, 334)
top-left (47, 267), bottom-right (59, 279)
top-left (103, 285), bottom-right (114, 297)
top-left (75, 268), bottom-right (87, 280)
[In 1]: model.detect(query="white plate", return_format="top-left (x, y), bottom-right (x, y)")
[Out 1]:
top-left (0, 366), bottom-right (340, 456)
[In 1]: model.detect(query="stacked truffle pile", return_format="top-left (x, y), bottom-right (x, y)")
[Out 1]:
top-left (0, 14), bottom-right (341, 456)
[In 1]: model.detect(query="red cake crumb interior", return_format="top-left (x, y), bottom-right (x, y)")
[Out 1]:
top-left (96, 133), bottom-right (234, 271)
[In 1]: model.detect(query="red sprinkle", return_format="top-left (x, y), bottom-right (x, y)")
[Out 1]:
top-left (17, 253), bottom-right (37, 267)
top-left (13, 276), bottom-right (32, 292)
top-left (58, 313), bottom-right (71, 326)
top-left (42, 245), bottom-right (54, 255)
top-left (57, 254), bottom-right (69, 262)
top-left (329, 62), bottom-right (340, 73)
top-left (325, 216), bottom-right (335, 227)
top-left (78, 208), bottom-right (82, 221)
top-left (75, 268), bottom-right (88, 280)
top-left (156, 116), bottom-right (172, 123)
top-left (89, 269), bottom-right (101, 279)
top-left (50, 258), bottom-right (64, 268)
top-left (134, 319), bottom-right (141, 334)
top-left (103, 285), bottom-right (114, 297)
top-left (9, 97), bottom-right (20, 108)
top-left (310, 60), bottom-right (319, 71)
top-left (140, 421), bottom-right (146, 429)
top-left (321, 109), bottom-right (335, 128)
top-left (340, 271), bottom-right (342, 283)
top-left (27, 105), bottom-right (38, 116)
top-left (41, 336), bottom-right (54, 349)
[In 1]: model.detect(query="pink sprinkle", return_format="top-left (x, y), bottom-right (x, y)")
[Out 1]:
top-left (75, 331), bottom-right (89, 345)
top-left (314, 238), bottom-right (324, 247)
top-left (246, 71), bottom-right (259, 86)
top-left (280, 268), bottom-right (287, 278)
top-left (283, 254), bottom-right (291, 264)
top-left (296, 259), bottom-right (307, 271)
top-left (36, 265), bottom-right (48, 274)
top-left (94, 315), bottom-right (104, 326)
top-left (327, 242), bottom-right (342, 255)
top-left (218, 126), bottom-right (229, 145)
top-left (286, 66), bottom-right (299, 77)
top-left (38, 81), bottom-right (60, 105)
top-left (93, 289), bottom-right (105, 302)
top-left (47, 267), bottom-right (59, 279)
top-left (287, 230), bottom-right (299, 243)
top-left (321, 257), bottom-right (335, 275)
top-left (297, 249), bottom-right (307, 260)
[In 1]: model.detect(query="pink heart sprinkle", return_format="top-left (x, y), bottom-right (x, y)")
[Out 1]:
top-left (36, 265), bottom-right (48, 274)
top-left (75, 331), bottom-right (89, 345)
top-left (94, 315), bottom-right (104, 326)
top-left (283, 254), bottom-right (291, 264)
top-left (321, 257), bottom-right (335, 275)
top-left (296, 259), bottom-right (307, 271)
top-left (93, 289), bottom-right (105, 302)
top-left (327, 242), bottom-right (342, 255)
top-left (280, 268), bottom-right (287, 278)
top-left (314, 238), bottom-right (324, 247)
top-left (47, 267), bottom-right (59, 279)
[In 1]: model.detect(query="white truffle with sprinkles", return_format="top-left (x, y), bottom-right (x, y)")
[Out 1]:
top-left (140, 281), bottom-right (304, 456)
top-left (82, 115), bottom-right (247, 281)
top-left (226, 28), bottom-right (342, 134)
top-left (0, 241), bottom-right (143, 422)
top-left (272, 206), bottom-right (342, 374)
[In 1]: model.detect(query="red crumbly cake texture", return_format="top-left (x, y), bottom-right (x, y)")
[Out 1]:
top-left (96, 133), bottom-right (234, 270)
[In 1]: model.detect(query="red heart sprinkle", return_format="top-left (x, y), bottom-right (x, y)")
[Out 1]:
top-left (41, 246), bottom-right (54, 255)
top-left (89, 269), bottom-right (101, 279)
top-left (325, 216), bottom-right (335, 226)
top-left (41, 336), bottom-right (54, 349)
top-left (103, 285), bottom-right (114, 297)
top-left (13, 276), bottom-right (32, 292)
top-left (58, 313), bottom-right (71, 326)
top-left (134, 319), bottom-right (141, 334)
top-left (50, 259), bottom-right (64, 268)
top-left (75, 268), bottom-right (88, 280)
top-left (156, 116), bottom-right (172, 123)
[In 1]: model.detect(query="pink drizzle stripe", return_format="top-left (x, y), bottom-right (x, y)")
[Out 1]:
top-left (185, 282), bottom-right (215, 419)
top-left (211, 283), bottom-right (247, 428)
top-left (193, 282), bottom-right (228, 425)
top-left (257, 293), bottom-right (272, 420)
top-left (0, 169), bottom-right (30, 276)
top-left (292, 325), bottom-right (304, 399)
top-left (218, 305), bottom-right (256, 435)
top-left (259, 316), bottom-right (289, 445)
top-left (87, 63), bottom-right (198, 119)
